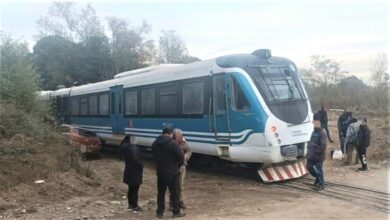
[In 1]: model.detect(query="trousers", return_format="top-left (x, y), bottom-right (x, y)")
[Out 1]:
top-left (157, 174), bottom-right (180, 215)
top-left (127, 184), bottom-right (140, 208)
top-left (306, 159), bottom-right (324, 187)
top-left (358, 147), bottom-right (368, 169)
top-left (346, 143), bottom-right (359, 165)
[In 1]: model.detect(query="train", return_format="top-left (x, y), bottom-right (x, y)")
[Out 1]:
top-left (41, 49), bottom-right (313, 182)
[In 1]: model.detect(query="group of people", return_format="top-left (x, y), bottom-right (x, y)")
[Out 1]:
top-left (306, 106), bottom-right (371, 191)
top-left (121, 128), bottom-right (191, 218)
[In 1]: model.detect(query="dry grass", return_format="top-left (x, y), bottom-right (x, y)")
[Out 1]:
top-left (0, 102), bottom-right (82, 190)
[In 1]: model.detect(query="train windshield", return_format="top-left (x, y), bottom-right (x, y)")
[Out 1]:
top-left (246, 64), bottom-right (306, 103)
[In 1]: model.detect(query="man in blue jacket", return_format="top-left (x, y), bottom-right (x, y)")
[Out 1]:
top-left (152, 128), bottom-right (185, 218)
top-left (306, 112), bottom-right (328, 191)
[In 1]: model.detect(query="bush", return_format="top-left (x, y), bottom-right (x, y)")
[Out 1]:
top-left (0, 34), bottom-right (82, 190)
top-left (0, 33), bottom-right (40, 113)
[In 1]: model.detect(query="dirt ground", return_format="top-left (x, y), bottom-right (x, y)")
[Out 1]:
top-left (0, 118), bottom-right (388, 220)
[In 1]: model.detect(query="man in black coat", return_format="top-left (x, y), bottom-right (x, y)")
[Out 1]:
top-left (306, 112), bottom-right (328, 191)
top-left (121, 135), bottom-right (143, 213)
top-left (337, 111), bottom-right (353, 154)
top-left (357, 118), bottom-right (371, 172)
top-left (152, 128), bottom-right (185, 218)
top-left (318, 105), bottom-right (334, 143)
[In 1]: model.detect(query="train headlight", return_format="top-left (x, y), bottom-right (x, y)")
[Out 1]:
top-left (274, 133), bottom-right (279, 138)
top-left (271, 126), bottom-right (277, 133)
top-left (277, 139), bottom-right (282, 144)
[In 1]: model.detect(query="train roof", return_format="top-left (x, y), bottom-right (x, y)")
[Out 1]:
top-left (49, 49), bottom-right (293, 97)
top-left (51, 58), bottom-right (222, 96)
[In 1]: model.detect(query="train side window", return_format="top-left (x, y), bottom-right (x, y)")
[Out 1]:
top-left (141, 88), bottom-right (155, 115)
top-left (62, 96), bottom-right (69, 115)
top-left (99, 94), bottom-right (109, 115)
top-left (159, 85), bottom-right (177, 115)
top-left (214, 78), bottom-right (226, 114)
top-left (125, 90), bottom-right (138, 115)
top-left (71, 97), bottom-right (79, 115)
top-left (183, 82), bottom-right (204, 114)
top-left (80, 97), bottom-right (88, 115)
top-left (89, 95), bottom-right (98, 115)
top-left (231, 77), bottom-right (250, 111)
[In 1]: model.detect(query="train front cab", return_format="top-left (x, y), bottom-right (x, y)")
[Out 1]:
top-left (211, 67), bottom-right (313, 183)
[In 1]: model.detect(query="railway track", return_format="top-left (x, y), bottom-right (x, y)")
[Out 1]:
top-left (276, 177), bottom-right (390, 213)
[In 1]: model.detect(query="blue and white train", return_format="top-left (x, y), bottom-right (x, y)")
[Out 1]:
top-left (43, 49), bottom-right (313, 182)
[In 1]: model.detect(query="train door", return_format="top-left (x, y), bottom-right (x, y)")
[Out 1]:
top-left (109, 85), bottom-right (125, 135)
top-left (212, 75), bottom-right (231, 143)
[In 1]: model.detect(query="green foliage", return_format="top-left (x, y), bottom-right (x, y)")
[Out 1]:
top-left (0, 34), bottom-right (40, 112)
top-left (32, 35), bottom-right (77, 89)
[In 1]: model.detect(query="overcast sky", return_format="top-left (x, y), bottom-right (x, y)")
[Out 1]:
top-left (1, 0), bottom-right (388, 80)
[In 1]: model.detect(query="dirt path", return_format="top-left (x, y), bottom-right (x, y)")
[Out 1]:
top-left (0, 118), bottom-right (388, 220)
top-left (0, 152), bottom-right (388, 220)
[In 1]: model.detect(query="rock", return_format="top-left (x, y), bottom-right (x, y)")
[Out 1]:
top-left (26, 206), bottom-right (37, 213)
top-left (94, 200), bottom-right (107, 205)
top-left (110, 201), bottom-right (121, 205)
top-left (34, 180), bottom-right (45, 184)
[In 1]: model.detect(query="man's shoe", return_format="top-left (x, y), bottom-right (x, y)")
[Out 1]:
top-left (315, 185), bottom-right (325, 191)
top-left (357, 168), bottom-right (368, 172)
top-left (156, 213), bottom-right (163, 218)
top-left (132, 206), bottom-right (143, 213)
top-left (313, 179), bottom-right (319, 187)
top-left (172, 212), bottom-right (186, 218)
top-left (180, 201), bottom-right (187, 209)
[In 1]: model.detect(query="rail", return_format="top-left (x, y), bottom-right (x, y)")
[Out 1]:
top-left (276, 177), bottom-right (390, 214)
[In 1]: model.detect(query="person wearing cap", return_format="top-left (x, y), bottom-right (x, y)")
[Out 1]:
top-left (306, 112), bottom-right (328, 191)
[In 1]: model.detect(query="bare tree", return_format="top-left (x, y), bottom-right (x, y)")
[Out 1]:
top-left (107, 17), bottom-right (156, 73)
top-left (158, 30), bottom-right (188, 64)
top-left (370, 52), bottom-right (388, 87)
top-left (308, 55), bottom-right (348, 87)
top-left (37, 2), bottom-right (104, 41)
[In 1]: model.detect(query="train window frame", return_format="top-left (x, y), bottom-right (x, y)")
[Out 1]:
top-left (230, 76), bottom-right (251, 112)
top-left (159, 84), bottom-right (177, 115)
top-left (79, 97), bottom-right (88, 116)
top-left (141, 87), bottom-right (156, 115)
top-left (70, 97), bottom-right (79, 116)
top-left (124, 90), bottom-right (138, 115)
top-left (99, 93), bottom-right (110, 116)
top-left (182, 81), bottom-right (204, 115)
top-left (88, 95), bottom-right (98, 115)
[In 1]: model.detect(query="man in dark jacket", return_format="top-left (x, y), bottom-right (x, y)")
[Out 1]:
top-left (318, 105), bottom-right (334, 143)
top-left (121, 135), bottom-right (143, 213)
top-left (152, 128), bottom-right (185, 218)
top-left (337, 111), bottom-right (353, 154)
top-left (357, 118), bottom-right (371, 172)
top-left (306, 112), bottom-right (328, 191)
